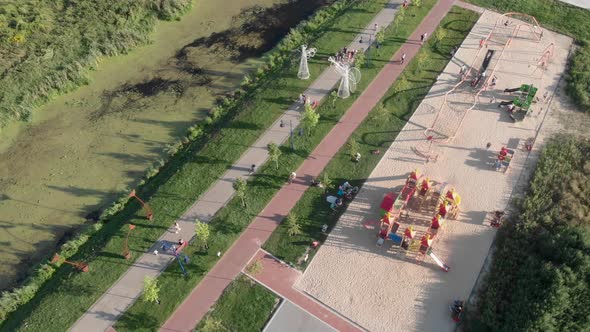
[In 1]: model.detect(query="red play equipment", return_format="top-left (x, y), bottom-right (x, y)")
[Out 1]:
top-left (122, 224), bottom-right (136, 260)
top-left (374, 170), bottom-right (462, 272)
top-left (377, 170), bottom-right (419, 243)
top-left (129, 189), bottom-right (154, 221)
top-left (51, 253), bottom-right (89, 273)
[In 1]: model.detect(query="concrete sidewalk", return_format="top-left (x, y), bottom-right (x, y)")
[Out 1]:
top-left (69, 1), bottom-right (403, 331)
top-left (161, 0), bottom-right (457, 331)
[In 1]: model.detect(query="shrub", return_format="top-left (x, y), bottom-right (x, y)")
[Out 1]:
top-left (470, 135), bottom-right (590, 331)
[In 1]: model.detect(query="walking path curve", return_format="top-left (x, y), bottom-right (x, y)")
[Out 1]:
top-left (245, 249), bottom-right (361, 332)
top-left (162, 0), bottom-right (456, 331)
top-left (70, 1), bottom-right (402, 331)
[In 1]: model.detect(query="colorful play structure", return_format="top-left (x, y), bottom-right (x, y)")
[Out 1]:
top-left (500, 84), bottom-right (538, 121)
top-left (494, 146), bottom-right (515, 173)
top-left (376, 170), bottom-right (462, 272)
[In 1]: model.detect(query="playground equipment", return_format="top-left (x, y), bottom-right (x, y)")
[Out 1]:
top-left (375, 170), bottom-right (454, 272)
top-left (297, 45), bottom-right (317, 80)
top-left (494, 147), bottom-right (515, 173)
top-left (122, 224), bottom-right (136, 260)
top-left (51, 253), bottom-right (88, 273)
top-left (377, 171), bottom-right (420, 244)
top-left (328, 56), bottom-right (361, 99)
top-left (129, 189), bottom-right (154, 221)
top-left (501, 84), bottom-right (538, 121)
top-left (173, 240), bottom-right (189, 277)
top-left (418, 12), bottom-right (545, 155)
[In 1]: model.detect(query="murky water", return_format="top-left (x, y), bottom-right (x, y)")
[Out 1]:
top-left (0, 0), bottom-right (331, 288)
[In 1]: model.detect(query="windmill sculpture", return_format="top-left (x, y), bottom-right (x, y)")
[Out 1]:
top-left (297, 45), bottom-right (317, 80)
top-left (328, 56), bottom-right (361, 99)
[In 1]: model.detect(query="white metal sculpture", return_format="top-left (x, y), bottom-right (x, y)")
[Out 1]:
top-left (297, 45), bottom-right (317, 80)
top-left (328, 56), bottom-right (361, 99)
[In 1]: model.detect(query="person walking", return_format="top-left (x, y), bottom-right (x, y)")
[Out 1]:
top-left (288, 172), bottom-right (296, 184)
top-left (174, 222), bottom-right (181, 234)
top-left (400, 52), bottom-right (406, 64)
top-left (420, 32), bottom-right (428, 45)
top-left (460, 64), bottom-right (466, 75)
top-left (249, 164), bottom-right (256, 175)
top-left (479, 38), bottom-right (485, 49)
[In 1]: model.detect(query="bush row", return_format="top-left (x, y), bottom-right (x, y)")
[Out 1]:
top-left (470, 135), bottom-right (590, 331)
top-left (0, 0), bottom-right (362, 323)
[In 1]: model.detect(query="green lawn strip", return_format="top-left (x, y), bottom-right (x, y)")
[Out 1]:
top-left (465, 135), bottom-right (590, 331)
top-left (264, 7), bottom-right (480, 267)
top-left (114, 2), bottom-right (438, 331)
top-left (463, 0), bottom-right (590, 111)
top-left (159, 6), bottom-right (479, 331)
top-left (194, 275), bottom-right (279, 332)
top-left (0, 1), bottom-right (421, 331)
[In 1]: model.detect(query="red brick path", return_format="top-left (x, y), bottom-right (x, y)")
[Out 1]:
top-left (246, 250), bottom-right (362, 331)
top-left (161, 1), bottom-right (456, 331)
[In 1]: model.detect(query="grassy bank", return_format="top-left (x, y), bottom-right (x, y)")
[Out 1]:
top-left (1, 1), bottom-right (436, 331)
top-left (188, 6), bottom-right (480, 330)
top-left (0, 0), bottom-right (191, 128)
top-left (114, 1), bottom-right (438, 331)
top-left (463, 0), bottom-right (590, 111)
top-left (264, 6), bottom-right (480, 266)
top-left (466, 135), bottom-right (590, 331)
top-left (195, 276), bottom-right (279, 332)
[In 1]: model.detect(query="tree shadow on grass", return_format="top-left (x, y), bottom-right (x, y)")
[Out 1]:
top-left (115, 310), bottom-right (160, 331)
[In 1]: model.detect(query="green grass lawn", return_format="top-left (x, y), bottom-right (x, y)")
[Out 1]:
top-left (193, 276), bottom-right (278, 332)
top-left (464, 0), bottom-right (590, 40)
top-left (0, 1), bottom-right (439, 331)
top-left (114, 1), bottom-right (438, 331)
top-left (184, 6), bottom-right (480, 331)
top-left (264, 6), bottom-right (480, 267)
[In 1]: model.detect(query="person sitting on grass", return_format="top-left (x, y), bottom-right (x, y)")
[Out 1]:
top-left (326, 195), bottom-right (342, 210)
top-left (310, 178), bottom-right (324, 188)
top-left (353, 152), bottom-right (361, 162)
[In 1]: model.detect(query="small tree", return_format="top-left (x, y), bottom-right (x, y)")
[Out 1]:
top-left (201, 317), bottom-right (226, 332)
top-left (142, 276), bottom-right (160, 304)
top-left (267, 142), bottom-right (281, 169)
top-left (246, 259), bottom-right (264, 275)
top-left (434, 28), bottom-right (447, 51)
top-left (284, 213), bottom-right (302, 236)
top-left (233, 178), bottom-right (247, 207)
top-left (320, 172), bottom-right (333, 190)
top-left (413, 0), bottom-right (422, 7)
top-left (330, 90), bottom-right (339, 108)
top-left (354, 50), bottom-right (366, 69)
top-left (195, 219), bottom-right (210, 250)
top-left (376, 30), bottom-right (385, 48)
top-left (301, 103), bottom-right (320, 136)
top-left (347, 138), bottom-right (360, 158)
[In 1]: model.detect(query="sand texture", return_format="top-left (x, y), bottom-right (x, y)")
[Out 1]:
top-left (297, 10), bottom-right (572, 332)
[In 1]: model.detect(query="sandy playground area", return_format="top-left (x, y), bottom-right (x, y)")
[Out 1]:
top-left (296, 10), bottom-right (572, 332)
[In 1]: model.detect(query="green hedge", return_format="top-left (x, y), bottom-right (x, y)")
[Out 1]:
top-left (0, 0), bottom-right (383, 329)
top-left (468, 135), bottom-right (590, 331)
top-left (464, 0), bottom-right (590, 112)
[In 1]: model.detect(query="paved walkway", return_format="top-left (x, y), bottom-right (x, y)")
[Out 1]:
top-left (161, 1), bottom-right (457, 331)
top-left (70, 2), bottom-right (402, 332)
top-left (263, 300), bottom-right (336, 332)
top-left (245, 250), bottom-right (361, 332)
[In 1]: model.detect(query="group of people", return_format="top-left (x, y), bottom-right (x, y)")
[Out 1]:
top-left (334, 46), bottom-right (358, 64)
top-left (324, 181), bottom-right (359, 210)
